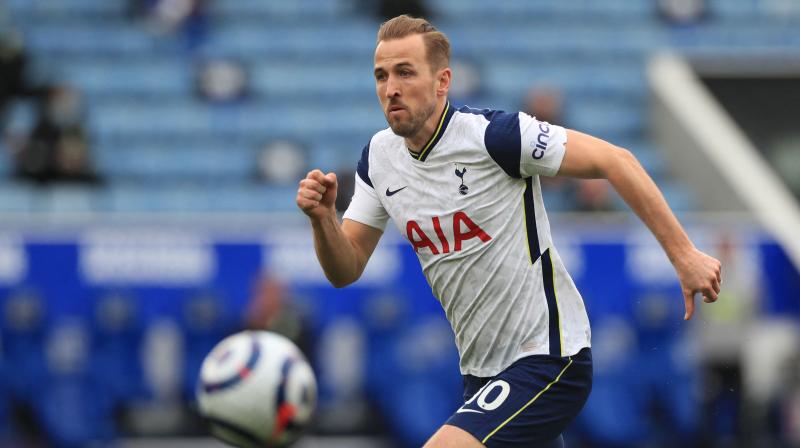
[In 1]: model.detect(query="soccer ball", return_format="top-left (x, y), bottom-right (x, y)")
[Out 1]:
top-left (196, 330), bottom-right (317, 447)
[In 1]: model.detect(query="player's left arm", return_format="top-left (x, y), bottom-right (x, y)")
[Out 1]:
top-left (558, 129), bottom-right (722, 320)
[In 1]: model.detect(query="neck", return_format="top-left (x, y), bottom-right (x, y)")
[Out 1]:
top-left (406, 98), bottom-right (448, 152)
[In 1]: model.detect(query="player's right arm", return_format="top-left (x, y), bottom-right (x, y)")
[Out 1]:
top-left (296, 169), bottom-right (383, 288)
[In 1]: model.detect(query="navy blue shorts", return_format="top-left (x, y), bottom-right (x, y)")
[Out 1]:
top-left (446, 348), bottom-right (592, 447)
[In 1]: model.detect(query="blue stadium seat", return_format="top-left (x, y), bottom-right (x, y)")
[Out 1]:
top-left (482, 60), bottom-right (647, 106)
top-left (88, 102), bottom-right (385, 140)
top-left (707, 0), bottom-right (800, 19)
top-left (0, 183), bottom-right (38, 213)
top-left (7, 0), bottom-right (126, 16)
top-left (205, 22), bottom-right (375, 58)
top-left (3, 100), bottom-right (38, 138)
top-left (105, 183), bottom-right (298, 213)
top-left (250, 62), bottom-right (375, 99)
top-left (307, 143), bottom-right (365, 172)
top-left (34, 375), bottom-right (116, 446)
top-left (429, 0), bottom-right (653, 21)
top-left (95, 146), bottom-right (255, 182)
top-left (58, 60), bottom-right (191, 97)
top-left (445, 24), bottom-right (664, 57)
top-left (26, 317), bottom-right (116, 445)
top-left (208, 0), bottom-right (349, 20)
top-left (43, 186), bottom-right (104, 213)
top-left (90, 293), bottom-right (149, 403)
top-left (94, 133), bottom-right (266, 156)
top-left (25, 25), bottom-right (157, 55)
top-left (0, 291), bottom-right (49, 400)
top-left (667, 21), bottom-right (800, 49)
top-left (567, 100), bottom-right (645, 139)
top-left (179, 292), bottom-right (238, 399)
top-left (106, 183), bottom-right (212, 212)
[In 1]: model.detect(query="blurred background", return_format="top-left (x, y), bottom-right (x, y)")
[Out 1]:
top-left (0, 0), bottom-right (799, 447)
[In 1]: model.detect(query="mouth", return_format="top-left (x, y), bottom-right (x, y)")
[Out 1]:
top-left (388, 104), bottom-right (406, 114)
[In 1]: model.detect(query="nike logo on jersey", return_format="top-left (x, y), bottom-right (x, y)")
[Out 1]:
top-left (385, 186), bottom-right (407, 196)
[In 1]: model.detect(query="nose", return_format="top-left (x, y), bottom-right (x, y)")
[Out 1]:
top-left (385, 75), bottom-right (400, 99)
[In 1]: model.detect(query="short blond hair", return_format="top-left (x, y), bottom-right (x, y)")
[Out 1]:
top-left (376, 14), bottom-right (451, 71)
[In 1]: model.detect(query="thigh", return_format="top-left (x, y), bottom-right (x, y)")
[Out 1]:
top-left (445, 348), bottom-right (592, 448)
top-left (425, 426), bottom-right (565, 448)
top-left (424, 424), bottom-right (484, 448)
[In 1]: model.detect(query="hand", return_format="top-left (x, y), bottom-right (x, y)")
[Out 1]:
top-left (673, 247), bottom-right (722, 320)
top-left (296, 169), bottom-right (338, 220)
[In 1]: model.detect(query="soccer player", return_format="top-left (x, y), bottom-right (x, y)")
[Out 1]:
top-left (296, 15), bottom-right (722, 448)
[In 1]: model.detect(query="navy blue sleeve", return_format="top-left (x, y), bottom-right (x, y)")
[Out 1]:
top-left (356, 141), bottom-right (373, 188)
top-left (483, 111), bottom-right (522, 178)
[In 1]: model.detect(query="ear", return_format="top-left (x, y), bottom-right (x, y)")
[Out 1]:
top-left (436, 67), bottom-right (451, 97)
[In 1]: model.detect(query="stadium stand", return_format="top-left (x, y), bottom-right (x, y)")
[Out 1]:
top-left (3, 0), bottom-right (795, 213)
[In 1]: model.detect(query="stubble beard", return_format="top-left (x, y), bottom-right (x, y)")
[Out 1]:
top-left (386, 100), bottom-right (437, 139)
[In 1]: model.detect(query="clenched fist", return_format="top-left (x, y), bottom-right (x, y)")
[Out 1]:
top-left (296, 169), bottom-right (338, 220)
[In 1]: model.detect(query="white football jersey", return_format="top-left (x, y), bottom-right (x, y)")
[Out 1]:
top-left (343, 102), bottom-right (591, 377)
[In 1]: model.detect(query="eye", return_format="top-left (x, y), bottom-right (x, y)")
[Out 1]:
top-left (399, 70), bottom-right (412, 77)
top-left (375, 72), bottom-right (387, 81)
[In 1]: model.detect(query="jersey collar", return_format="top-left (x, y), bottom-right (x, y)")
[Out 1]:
top-left (407, 101), bottom-right (455, 162)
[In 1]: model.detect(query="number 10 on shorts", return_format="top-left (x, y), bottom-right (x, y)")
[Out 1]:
top-left (456, 380), bottom-right (511, 414)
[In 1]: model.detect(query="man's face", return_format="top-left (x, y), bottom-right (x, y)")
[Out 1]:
top-left (374, 34), bottom-right (440, 138)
